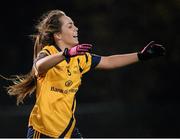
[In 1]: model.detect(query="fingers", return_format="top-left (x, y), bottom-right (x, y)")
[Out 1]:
top-left (77, 52), bottom-right (87, 55)
top-left (148, 41), bottom-right (155, 46)
top-left (76, 44), bottom-right (92, 48)
top-left (77, 48), bottom-right (90, 52)
top-left (81, 44), bottom-right (93, 47)
top-left (147, 42), bottom-right (166, 57)
top-left (78, 46), bottom-right (92, 50)
top-left (152, 43), bottom-right (165, 50)
top-left (77, 44), bottom-right (92, 52)
top-left (154, 45), bottom-right (166, 56)
top-left (141, 41), bottom-right (155, 53)
top-left (154, 44), bottom-right (163, 47)
top-left (79, 44), bottom-right (92, 50)
top-left (154, 44), bottom-right (165, 51)
top-left (143, 41), bottom-right (164, 50)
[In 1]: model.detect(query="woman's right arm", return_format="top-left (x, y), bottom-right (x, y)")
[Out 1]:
top-left (34, 44), bottom-right (93, 76)
top-left (34, 52), bottom-right (65, 76)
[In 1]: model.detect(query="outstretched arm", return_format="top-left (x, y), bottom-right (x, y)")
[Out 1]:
top-left (96, 41), bottom-right (166, 70)
top-left (96, 53), bottom-right (138, 70)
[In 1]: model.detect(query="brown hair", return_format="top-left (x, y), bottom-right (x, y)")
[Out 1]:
top-left (6, 10), bottom-right (65, 105)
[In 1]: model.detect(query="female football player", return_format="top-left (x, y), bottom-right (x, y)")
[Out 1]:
top-left (6, 10), bottom-right (165, 138)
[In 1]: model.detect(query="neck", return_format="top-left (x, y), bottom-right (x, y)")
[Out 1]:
top-left (55, 41), bottom-right (72, 52)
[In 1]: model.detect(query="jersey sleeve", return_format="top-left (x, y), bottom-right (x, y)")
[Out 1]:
top-left (78, 53), bottom-right (101, 75)
top-left (90, 54), bottom-right (101, 70)
top-left (34, 46), bottom-right (52, 63)
top-left (33, 46), bottom-right (52, 77)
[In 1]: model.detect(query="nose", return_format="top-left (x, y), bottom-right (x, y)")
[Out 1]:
top-left (74, 25), bottom-right (78, 31)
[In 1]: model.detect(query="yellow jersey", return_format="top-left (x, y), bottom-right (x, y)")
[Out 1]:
top-left (28, 45), bottom-right (101, 138)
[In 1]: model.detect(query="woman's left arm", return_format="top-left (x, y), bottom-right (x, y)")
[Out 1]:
top-left (96, 41), bottom-right (166, 70)
top-left (96, 53), bottom-right (138, 70)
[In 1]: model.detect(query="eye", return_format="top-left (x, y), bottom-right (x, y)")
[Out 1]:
top-left (68, 25), bottom-right (72, 29)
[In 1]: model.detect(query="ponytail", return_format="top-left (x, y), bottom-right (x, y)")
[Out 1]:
top-left (33, 34), bottom-right (43, 60)
top-left (6, 71), bottom-right (36, 105)
top-left (5, 35), bottom-right (41, 106)
top-left (5, 10), bottom-right (65, 105)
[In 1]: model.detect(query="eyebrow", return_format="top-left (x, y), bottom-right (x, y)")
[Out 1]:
top-left (66, 22), bottom-right (74, 25)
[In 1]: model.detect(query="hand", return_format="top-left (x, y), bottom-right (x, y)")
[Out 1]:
top-left (63, 44), bottom-right (92, 57)
top-left (137, 41), bottom-right (166, 61)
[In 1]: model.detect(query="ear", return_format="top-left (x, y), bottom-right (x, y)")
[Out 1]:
top-left (54, 32), bottom-right (62, 40)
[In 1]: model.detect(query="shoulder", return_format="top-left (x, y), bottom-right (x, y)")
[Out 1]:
top-left (42, 45), bottom-right (59, 55)
top-left (76, 52), bottom-right (91, 63)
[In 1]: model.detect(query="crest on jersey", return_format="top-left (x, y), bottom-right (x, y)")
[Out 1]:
top-left (65, 80), bottom-right (73, 87)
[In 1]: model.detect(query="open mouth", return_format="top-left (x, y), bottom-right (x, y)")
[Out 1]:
top-left (73, 35), bottom-right (78, 39)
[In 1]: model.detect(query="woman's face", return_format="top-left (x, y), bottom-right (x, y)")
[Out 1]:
top-left (58, 15), bottom-right (79, 47)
